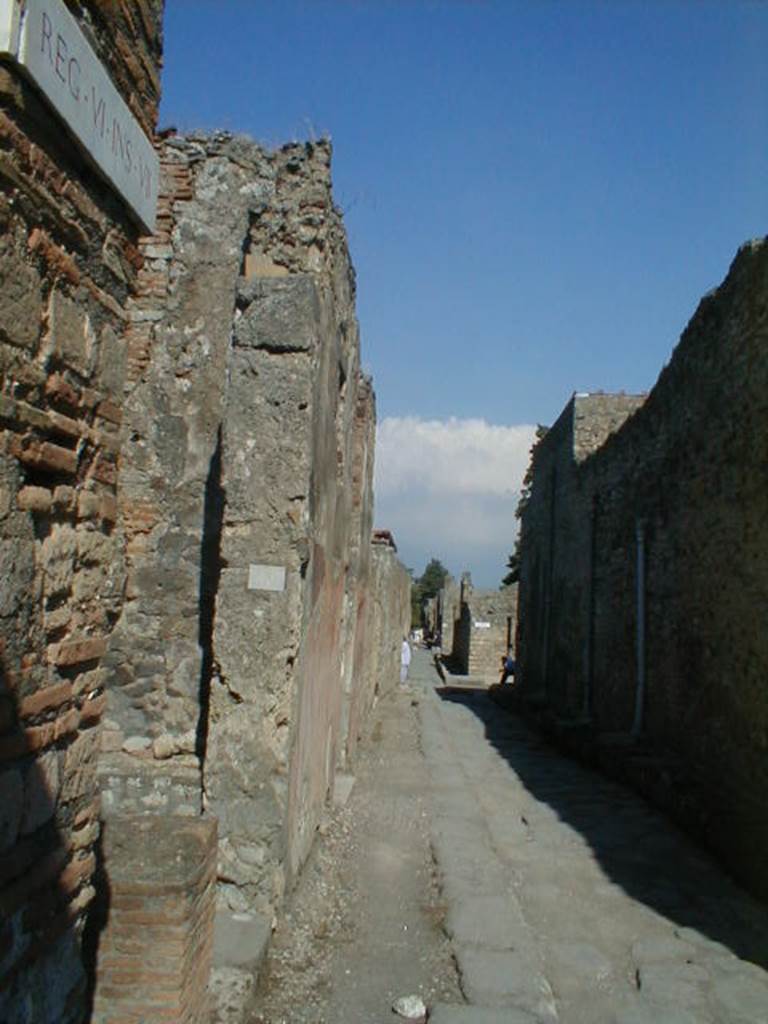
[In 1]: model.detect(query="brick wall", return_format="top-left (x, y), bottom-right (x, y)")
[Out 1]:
top-left (90, 815), bottom-right (217, 1024)
top-left (0, 2), bottom-right (162, 1020)
top-left (517, 240), bottom-right (768, 898)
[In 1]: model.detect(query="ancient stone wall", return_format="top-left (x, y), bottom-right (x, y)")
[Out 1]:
top-left (517, 240), bottom-right (768, 898)
top-left (0, 2), bottom-right (162, 1020)
top-left (451, 575), bottom-right (517, 681)
top-left (337, 377), bottom-right (376, 768)
top-left (365, 534), bottom-right (411, 699)
top-left (438, 577), bottom-right (460, 658)
top-left (466, 587), bottom-right (517, 681)
top-left (96, 132), bottom-right (410, 953)
top-left (516, 393), bottom-right (645, 713)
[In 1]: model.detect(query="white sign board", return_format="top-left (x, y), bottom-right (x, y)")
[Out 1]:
top-left (0, 0), bottom-right (158, 230)
top-left (473, 621), bottom-right (491, 629)
top-left (248, 564), bottom-right (287, 593)
top-left (0, 0), bottom-right (21, 53)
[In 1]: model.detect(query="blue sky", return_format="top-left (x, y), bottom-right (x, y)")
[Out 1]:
top-left (160, 1), bottom-right (767, 585)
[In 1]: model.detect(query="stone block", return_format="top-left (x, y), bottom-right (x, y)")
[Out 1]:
top-left (61, 728), bottom-right (101, 802)
top-left (234, 275), bottom-right (320, 352)
top-left (49, 289), bottom-right (96, 378)
top-left (48, 635), bottom-right (106, 666)
top-left (39, 524), bottom-right (78, 597)
top-left (18, 681), bottom-right (73, 719)
top-left (0, 245), bottom-right (42, 350)
top-left (0, 697), bottom-right (14, 734)
top-left (16, 486), bottom-right (53, 514)
top-left (77, 489), bottom-right (100, 516)
top-left (212, 908), bottom-right (270, 969)
top-left (0, 535), bottom-right (36, 617)
top-left (20, 751), bottom-right (59, 834)
top-left (242, 251), bottom-right (289, 279)
top-left (0, 767), bottom-right (22, 852)
top-left (72, 565), bottom-right (107, 602)
top-left (430, 1006), bottom-right (541, 1024)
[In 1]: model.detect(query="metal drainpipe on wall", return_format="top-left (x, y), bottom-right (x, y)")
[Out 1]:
top-left (542, 466), bottom-right (557, 698)
top-left (582, 493), bottom-right (598, 721)
top-left (632, 517), bottom-right (647, 737)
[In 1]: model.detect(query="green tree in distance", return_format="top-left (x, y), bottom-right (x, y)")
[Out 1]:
top-left (411, 557), bottom-right (449, 627)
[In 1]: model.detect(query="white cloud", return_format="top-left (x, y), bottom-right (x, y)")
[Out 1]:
top-left (374, 416), bottom-right (537, 587)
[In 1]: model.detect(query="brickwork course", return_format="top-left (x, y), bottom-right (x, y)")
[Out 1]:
top-left (516, 239), bottom-right (768, 901)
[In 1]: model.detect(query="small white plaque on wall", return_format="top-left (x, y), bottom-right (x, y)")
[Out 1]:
top-left (474, 621), bottom-right (491, 629)
top-left (248, 564), bottom-right (286, 593)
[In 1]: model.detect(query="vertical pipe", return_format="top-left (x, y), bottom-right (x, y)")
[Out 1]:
top-left (632, 517), bottom-right (646, 737)
top-left (542, 467), bottom-right (557, 699)
top-left (582, 493), bottom-right (598, 720)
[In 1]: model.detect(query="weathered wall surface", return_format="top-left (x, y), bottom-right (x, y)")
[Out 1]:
top-left (338, 379), bottom-right (377, 768)
top-left (516, 393), bottom-right (645, 713)
top-left (0, 5), bottom-right (411, 1018)
top-left (97, 133), bottom-right (410, 942)
top-left (466, 587), bottom-right (517, 680)
top-left (452, 575), bottom-right (517, 680)
top-left (438, 577), bottom-right (460, 658)
top-left (99, 136), bottom-right (274, 819)
top-left (363, 536), bottom-right (411, 702)
top-left (0, 2), bottom-right (163, 1020)
top-left (517, 240), bottom-right (768, 898)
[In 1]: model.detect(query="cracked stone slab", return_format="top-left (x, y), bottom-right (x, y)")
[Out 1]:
top-left (454, 947), bottom-right (557, 1020)
top-left (429, 1004), bottom-right (544, 1024)
top-left (431, 833), bottom-right (509, 901)
top-left (608, 995), bottom-right (715, 1024)
top-left (445, 894), bottom-right (528, 950)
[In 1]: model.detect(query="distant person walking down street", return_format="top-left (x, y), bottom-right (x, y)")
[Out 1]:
top-left (400, 637), bottom-right (412, 684)
top-left (499, 653), bottom-right (516, 685)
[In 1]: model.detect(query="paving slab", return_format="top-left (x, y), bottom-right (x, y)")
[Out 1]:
top-left (445, 894), bottom-right (528, 950)
top-left (429, 1003), bottom-right (543, 1024)
top-left (455, 947), bottom-right (557, 1019)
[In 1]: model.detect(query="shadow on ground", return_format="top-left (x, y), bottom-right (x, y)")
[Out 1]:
top-left (436, 685), bottom-right (768, 970)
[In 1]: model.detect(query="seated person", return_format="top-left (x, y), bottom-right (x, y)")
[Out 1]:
top-left (499, 653), bottom-right (516, 685)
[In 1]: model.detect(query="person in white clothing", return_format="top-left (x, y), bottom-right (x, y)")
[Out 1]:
top-left (400, 637), bottom-right (412, 684)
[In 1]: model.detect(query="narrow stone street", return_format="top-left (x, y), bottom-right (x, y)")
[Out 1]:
top-left (248, 647), bottom-right (768, 1024)
top-left (418, 650), bottom-right (768, 1023)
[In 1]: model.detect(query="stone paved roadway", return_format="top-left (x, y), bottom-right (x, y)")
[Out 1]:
top-left (409, 649), bottom-right (768, 1024)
